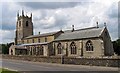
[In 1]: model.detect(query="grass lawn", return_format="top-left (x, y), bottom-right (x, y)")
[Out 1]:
top-left (0, 68), bottom-right (18, 73)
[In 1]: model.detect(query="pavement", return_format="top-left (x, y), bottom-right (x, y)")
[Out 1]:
top-left (1, 58), bottom-right (119, 73)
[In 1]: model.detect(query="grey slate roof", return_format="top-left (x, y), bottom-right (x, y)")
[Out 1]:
top-left (24, 31), bottom-right (60, 39)
top-left (55, 27), bottom-right (105, 41)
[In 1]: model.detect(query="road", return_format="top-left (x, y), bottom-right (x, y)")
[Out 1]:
top-left (1, 59), bottom-right (119, 73)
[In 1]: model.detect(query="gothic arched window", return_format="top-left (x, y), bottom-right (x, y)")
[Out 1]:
top-left (70, 42), bottom-right (77, 54)
top-left (57, 43), bottom-right (62, 54)
top-left (86, 40), bottom-right (93, 51)
top-left (36, 46), bottom-right (39, 55)
top-left (39, 45), bottom-right (44, 55)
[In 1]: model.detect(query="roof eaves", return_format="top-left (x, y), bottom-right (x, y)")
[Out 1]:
top-left (54, 36), bottom-right (99, 42)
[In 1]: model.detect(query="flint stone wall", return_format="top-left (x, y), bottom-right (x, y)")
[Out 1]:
top-left (2, 55), bottom-right (120, 67)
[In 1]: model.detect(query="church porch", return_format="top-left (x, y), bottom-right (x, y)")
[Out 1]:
top-left (11, 42), bottom-right (52, 57)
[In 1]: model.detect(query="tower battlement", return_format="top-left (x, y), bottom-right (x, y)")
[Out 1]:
top-left (17, 10), bottom-right (32, 20)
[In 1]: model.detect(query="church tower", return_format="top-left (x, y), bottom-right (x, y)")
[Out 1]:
top-left (15, 10), bottom-right (33, 45)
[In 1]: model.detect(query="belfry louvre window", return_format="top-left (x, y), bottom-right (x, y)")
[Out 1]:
top-left (70, 42), bottom-right (77, 54)
top-left (26, 21), bottom-right (28, 27)
top-left (19, 21), bottom-right (21, 27)
top-left (86, 40), bottom-right (93, 51)
top-left (57, 43), bottom-right (62, 54)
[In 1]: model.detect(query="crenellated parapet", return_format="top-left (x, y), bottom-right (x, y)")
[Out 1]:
top-left (17, 10), bottom-right (32, 20)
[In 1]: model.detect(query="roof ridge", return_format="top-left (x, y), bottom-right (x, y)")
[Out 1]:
top-left (63, 26), bottom-right (100, 33)
top-left (24, 30), bottom-right (61, 39)
top-left (75, 26), bottom-right (98, 31)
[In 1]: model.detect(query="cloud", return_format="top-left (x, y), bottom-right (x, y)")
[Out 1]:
top-left (33, 9), bottom-right (70, 30)
top-left (107, 3), bottom-right (118, 18)
top-left (1, 2), bottom-right (18, 30)
top-left (0, 29), bottom-right (15, 44)
top-left (1, 1), bottom-right (119, 44)
top-left (42, 10), bottom-right (70, 29)
top-left (17, 2), bottom-right (81, 9)
top-left (118, 1), bottom-right (120, 38)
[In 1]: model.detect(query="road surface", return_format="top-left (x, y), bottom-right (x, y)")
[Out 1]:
top-left (1, 59), bottom-right (119, 73)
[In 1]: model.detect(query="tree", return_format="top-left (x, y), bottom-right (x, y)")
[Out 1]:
top-left (2, 44), bottom-right (8, 54)
top-left (1, 42), bottom-right (14, 54)
top-left (112, 39), bottom-right (120, 55)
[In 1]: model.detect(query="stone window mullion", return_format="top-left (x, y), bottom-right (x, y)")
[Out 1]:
top-left (86, 40), bottom-right (94, 51)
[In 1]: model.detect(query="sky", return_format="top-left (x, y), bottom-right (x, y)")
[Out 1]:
top-left (1, 0), bottom-right (119, 44)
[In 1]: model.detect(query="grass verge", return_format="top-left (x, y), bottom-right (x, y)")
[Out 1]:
top-left (0, 68), bottom-right (18, 73)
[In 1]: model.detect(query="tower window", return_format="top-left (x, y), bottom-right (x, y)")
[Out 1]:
top-left (26, 21), bottom-right (28, 27)
top-left (19, 21), bottom-right (21, 27)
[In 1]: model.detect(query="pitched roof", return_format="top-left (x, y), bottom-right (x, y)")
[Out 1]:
top-left (24, 31), bottom-right (61, 39)
top-left (55, 27), bottom-right (105, 41)
top-left (17, 42), bottom-right (50, 46)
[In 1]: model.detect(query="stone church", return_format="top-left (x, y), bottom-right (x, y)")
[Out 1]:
top-left (9, 10), bottom-right (114, 57)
